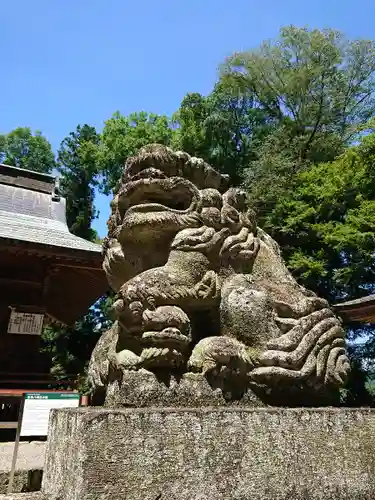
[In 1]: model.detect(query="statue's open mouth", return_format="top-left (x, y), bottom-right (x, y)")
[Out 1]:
top-left (117, 177), bottom-right (202, 242)
top-left (119, 177), bottom-right (200, 216)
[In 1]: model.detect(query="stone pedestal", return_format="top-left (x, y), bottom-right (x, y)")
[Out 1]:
top-left (41, 407), bottom-right (375, 500)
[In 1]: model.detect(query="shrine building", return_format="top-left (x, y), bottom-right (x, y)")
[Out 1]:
top-left (0, 164), bottom-right (107, 390)
top-left (333, 295), bottom-right (375, 324)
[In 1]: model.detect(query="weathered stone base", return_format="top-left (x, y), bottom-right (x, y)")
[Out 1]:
top-left (0, 494), bottom-right (43, 500)
top-left (41, 407), bottom-right (375, 500)
top-left (0, 470), bottom-right (42, 495)
top-left (104, 370), bottom-right (265, 407)
top-left (102, 369), bottom-right (338, 407)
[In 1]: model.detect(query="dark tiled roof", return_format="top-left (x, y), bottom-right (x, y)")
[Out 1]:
top-left (0, 165), bottom-right (101, 254)
top-left (333, 295), bottom-right (375, 323)
top-left (0, 163), bottom-right (55, 193)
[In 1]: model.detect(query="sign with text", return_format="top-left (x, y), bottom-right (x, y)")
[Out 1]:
top-left (20, 392), bottom-right (80, 437)
top-left (7, 392), bottom-right (81, 494)
top-left (8, 311), bottom-right (44, 335)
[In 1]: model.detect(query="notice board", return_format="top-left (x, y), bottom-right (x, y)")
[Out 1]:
top-left (20, 392), bottom-right (80, 436)
top-left (8, 392), bottom-right (80, 493)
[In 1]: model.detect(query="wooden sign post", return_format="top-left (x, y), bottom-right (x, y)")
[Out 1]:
top-left (7, 392), bottom-right (80, 494)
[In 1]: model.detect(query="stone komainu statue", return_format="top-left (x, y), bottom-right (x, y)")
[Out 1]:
top-left (88, 144), bottom-right (350, 406)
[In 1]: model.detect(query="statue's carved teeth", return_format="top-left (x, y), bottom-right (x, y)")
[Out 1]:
top-left (130, 168), bottom-right (167, 182)
top-left (119, 178), bottom-right (198, 215)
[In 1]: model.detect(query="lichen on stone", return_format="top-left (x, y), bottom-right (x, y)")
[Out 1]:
top-left (88, 144), bottom-right (350, 406)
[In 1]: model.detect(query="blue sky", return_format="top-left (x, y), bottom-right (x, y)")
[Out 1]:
top-left (2, 0), bottom-right (375, 237)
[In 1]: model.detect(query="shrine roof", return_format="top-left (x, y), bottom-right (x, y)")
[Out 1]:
top-left (0, 164), bottom-right (101, 255)
top-left (333, 294), bottom-right (375, 324)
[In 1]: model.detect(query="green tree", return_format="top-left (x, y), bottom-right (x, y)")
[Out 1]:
top-left (341, 344), bottom-right (375, 406)
top-left (0, 125), bottom-right (110, 384)
top-left (172, 92), bottom-right (210, 160)
top-left (262, 127), bottom-right (375, 406)
top-left (221, 26), bottom-right (375, 212)
top-left (173, 83), bottom-right (271, 184)
top-left (41, 294), bottom-right (113, 389)
top-left (0, 127), bottom-right (56, 173)
top-left (57, 124), bottom-right (99, 241)
top-left (41, 125), bottom-right (106, 384)
top-left (95, 111), bottom-right (175, 193)
top-left (266, 128), bottom-right (375, 303)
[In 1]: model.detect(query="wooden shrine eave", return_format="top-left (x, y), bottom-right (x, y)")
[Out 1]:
top-left (0, 241), bottom-right (108, 326)
top-left (333, 295), bottom-right (375, 324)
top-left (0, 164), bottom-right (109, 326)
top-left (0, 236), bottom-right (102, 261)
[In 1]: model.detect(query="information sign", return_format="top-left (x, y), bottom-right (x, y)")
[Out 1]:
top-left (7, 392), bottom-right (80, 494)
top-left (21, 392), bottom-right (80, 437)
top-left (8, 311), bottom-right (44, 335)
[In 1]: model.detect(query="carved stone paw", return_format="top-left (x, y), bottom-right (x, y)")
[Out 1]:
top-left (138, 306), bottom-right (192, 369)
top-left (188, 336), bottom-right (255, 376)
top-left (194, 270), bottom-right (219, 301)
top-left (115, 350), bottom-right (141, 370)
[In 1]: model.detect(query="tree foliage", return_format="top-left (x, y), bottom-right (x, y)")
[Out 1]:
top-left (172, 93), bottom-right (210, 161)
top-left (223, 26), bottom-right (375, 146)
top-left (263, 127), bottom-right (375, 404)
top-left (220, 26), bottom-right (375, 212)
top-left (266, 128), bottom-right (375, 303)
top-left (57, 124), bottom-right (99, 241)
top-left (41, 125), bottom-right (108, 382)
top-left (173, 83), bottom-right (271, 184)
top-left (0, 127), bottom-right (56, 173)
top-left (94, 112), bottom-right (175, 194)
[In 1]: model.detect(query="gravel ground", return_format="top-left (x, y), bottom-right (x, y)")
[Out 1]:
top-left (0, 442), bottom-right (46, 472)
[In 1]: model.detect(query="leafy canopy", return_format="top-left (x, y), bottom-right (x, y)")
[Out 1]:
top-left (222, 26), bottom-right (375, 148)
top-left (0, 127), bottom-right (56, 173)
top-left (57, 124), bottom-right (99, 241)
top-left (94, 111), bottom-right (175, 194)
top-left (220, 26), bottom-right (375, 212)
top-left (267, 126), bottom-right (375, 303)
top-left (173, 83), bottom-right (271, 184)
